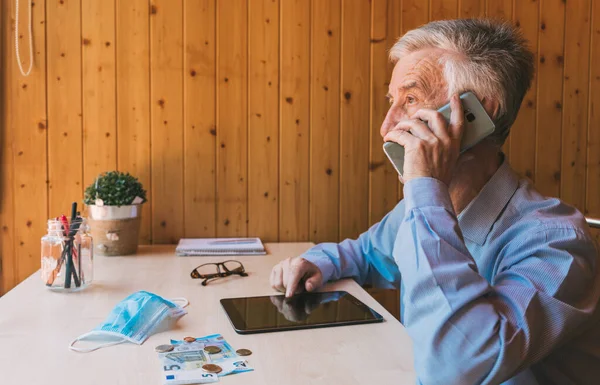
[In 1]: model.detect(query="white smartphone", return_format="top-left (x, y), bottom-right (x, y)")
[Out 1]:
top-left (382, 91), bottom-right (495, 178)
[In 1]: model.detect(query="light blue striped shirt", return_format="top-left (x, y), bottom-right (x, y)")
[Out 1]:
top-left (302, 159), bottom-right (600, 384)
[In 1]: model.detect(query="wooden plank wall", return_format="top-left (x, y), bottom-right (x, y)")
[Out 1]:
top-left (1, 0), bottom-right (599, 294)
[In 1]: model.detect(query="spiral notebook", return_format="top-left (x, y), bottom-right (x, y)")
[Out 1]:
top-left (176, 238), bottom-right (266, 256)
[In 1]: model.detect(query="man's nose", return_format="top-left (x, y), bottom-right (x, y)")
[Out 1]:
top-left (380, 106), bottom-right (406, 138)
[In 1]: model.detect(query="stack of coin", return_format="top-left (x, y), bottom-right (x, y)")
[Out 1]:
top-left (201, 364), bottom-right (222, 374)
top-left (204, 345), bottom-right (222, 354)
top-left (155, 344), bottom-right (175, 353)
top-left (236, 348), bottom-right (252, 356)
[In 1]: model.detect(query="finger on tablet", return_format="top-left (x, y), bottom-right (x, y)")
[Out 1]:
top-left (273, 266), bottom-right (285, 292)
top-left (285, 262), bottom-right (304, 298)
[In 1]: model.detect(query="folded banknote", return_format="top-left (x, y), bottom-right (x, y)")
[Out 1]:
top-left (158, 333), bottom-right (253, 385)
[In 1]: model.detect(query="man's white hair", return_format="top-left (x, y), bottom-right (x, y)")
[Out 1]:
top-left (390, 19), bottom-right (534, 146)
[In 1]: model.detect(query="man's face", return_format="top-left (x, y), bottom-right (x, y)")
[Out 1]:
top-left (380, 48), bottom-right (449, 138)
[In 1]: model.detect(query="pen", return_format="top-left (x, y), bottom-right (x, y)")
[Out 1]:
top-left (69, 212), bottom-right (83, 288)
top-left (209, 239), bottom-right (257, 245)
top-left (64, 202), bottom-right (78, 289)
top-left (78, 242), bottom-right (82, 283)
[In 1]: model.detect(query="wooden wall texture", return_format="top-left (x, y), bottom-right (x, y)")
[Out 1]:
top-left (1, 0), bottom-right (598, 294)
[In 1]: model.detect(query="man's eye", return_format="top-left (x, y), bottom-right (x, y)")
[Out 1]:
top-left (406, 96), bottom-right (416, 105)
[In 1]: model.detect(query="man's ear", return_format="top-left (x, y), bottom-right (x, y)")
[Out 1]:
top-left (481, 97), bottom-right (500, 120)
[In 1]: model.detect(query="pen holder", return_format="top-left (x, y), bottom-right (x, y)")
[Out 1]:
top-left (41, 218), bottom-right (94, 291)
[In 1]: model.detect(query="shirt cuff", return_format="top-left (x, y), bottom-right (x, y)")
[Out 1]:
top-left (403, 177), bottom-right (454, 213)
top-left (301, 250), bottom-right (337, 283)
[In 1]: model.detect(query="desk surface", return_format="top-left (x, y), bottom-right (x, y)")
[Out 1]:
top-left (0, 243), bottom-right (415, 385)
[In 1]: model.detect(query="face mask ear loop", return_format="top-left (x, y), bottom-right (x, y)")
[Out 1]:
top-left (69, 332), bottom-right (127, 353)
top-left (169, 297), bottom-right (189, 308)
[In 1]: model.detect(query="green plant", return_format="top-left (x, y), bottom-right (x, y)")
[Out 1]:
top-left (83, 171), bottom-right (147, 206)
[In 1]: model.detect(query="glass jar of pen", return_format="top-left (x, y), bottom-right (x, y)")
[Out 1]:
top-left (41, 203), bottom-right (94, 291)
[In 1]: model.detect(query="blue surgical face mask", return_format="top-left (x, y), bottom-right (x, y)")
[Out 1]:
top-left (69, 291), bottom-right (188, 353)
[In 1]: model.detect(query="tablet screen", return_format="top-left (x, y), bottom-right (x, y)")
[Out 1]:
top-left (220, 291), bottom-right (383, 334)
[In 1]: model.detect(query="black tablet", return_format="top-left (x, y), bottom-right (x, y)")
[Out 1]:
top-left (220, 291), bottom-right (384, 334)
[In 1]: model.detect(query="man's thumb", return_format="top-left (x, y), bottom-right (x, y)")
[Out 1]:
top-left (305, 275), bottom-right (320, 292)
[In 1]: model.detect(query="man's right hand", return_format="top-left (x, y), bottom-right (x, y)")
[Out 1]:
top-left (270, 257), bottom-right (324, 298)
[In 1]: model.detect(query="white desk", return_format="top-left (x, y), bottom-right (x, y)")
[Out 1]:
top-left (0, 243), bottom-right (415, 384)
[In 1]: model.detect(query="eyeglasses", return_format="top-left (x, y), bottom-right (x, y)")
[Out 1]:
top-left (190, 260), bottom-right (248, 286)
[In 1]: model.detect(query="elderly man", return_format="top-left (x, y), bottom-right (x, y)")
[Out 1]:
top-left (270, 19), bottom-right (599, 385)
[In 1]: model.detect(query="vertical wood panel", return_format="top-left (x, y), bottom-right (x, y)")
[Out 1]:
top-left (184, 0), bottom-right (216, 238)
top-left (369, 0), bottom-right (401, 226)
top-left (82, 0), bottom-right (117, 188)
top-left (0, 0), bottom-right (5, 293)
top-left (487, 0), bottom-right (513, 158)
top-left (561, 0), bottom-right (591, 211)
top-left (248, 0), bottom-right (279, 241)
top-left (402, 0), bottom-right (428, 33)
top-left (458, 0), bottom-right (486, 18)
top-left (0, 0), bottom-right (15, 294)
top-left (217, 0), bottom-right (248, 237)
top-left (430, 0), bottom-right (458, 21)
top-left (150, 0), bottom-right (184, 243)
top-left (10, 0), bottom-right (48, 282)
top-left (47, 0), bottom-right (83, 218)
top-left (116, 0), bottom-right (152, 243)
top-left (280, 0), bottom-right (310, 241)
top-left (340, 0), bottom-right (370, 240)
top-left (486, 0), bottom-right (512, 19)
top-left (510, 0), bottom-right (539, 181)
top-left (587, 0), bottom-right (600, 232)
top-left (536, 0), bottom-right (565, 198)
top-left (310, 0), bottom-right (340, 242)
top-left (399, 0), bottom-right (427, 201)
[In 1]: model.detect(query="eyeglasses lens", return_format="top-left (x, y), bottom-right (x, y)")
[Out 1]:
top-left (196, 264), bottom-right (220, 277)
top-left (223, 261), bottom-right (244, 273)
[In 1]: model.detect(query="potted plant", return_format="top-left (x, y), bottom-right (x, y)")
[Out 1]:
top-left (83, 171), bottom-right (147, 256)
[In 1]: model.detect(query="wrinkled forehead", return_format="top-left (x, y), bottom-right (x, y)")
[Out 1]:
top-left (389, 48), bottom-right (447, 91)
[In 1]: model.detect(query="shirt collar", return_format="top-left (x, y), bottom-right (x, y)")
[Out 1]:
top-left (458, 157), bottom-right (520, 246)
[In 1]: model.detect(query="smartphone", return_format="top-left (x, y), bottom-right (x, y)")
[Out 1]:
top-left (382, 91), bottom-right (495, 178)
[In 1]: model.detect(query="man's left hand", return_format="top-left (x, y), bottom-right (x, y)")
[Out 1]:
top-left (383, 94), bottom-right (465, 186)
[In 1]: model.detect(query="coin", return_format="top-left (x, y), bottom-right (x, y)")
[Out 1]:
top-left (201, 364), bottom-right (222, 374)
top-left (183, 336), bottom-right (196, 343)
top-left (204, 345), bottom-right (222, 354)
top-left (155, 344), bottom-right (175, 353)
top-left (236, 348), bottom-right (252, 356)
